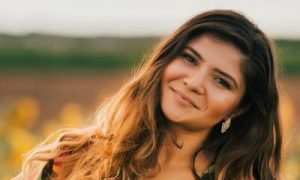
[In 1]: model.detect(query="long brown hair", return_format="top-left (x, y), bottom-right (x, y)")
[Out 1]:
top-left (19, 9), bottom-right (282, 179)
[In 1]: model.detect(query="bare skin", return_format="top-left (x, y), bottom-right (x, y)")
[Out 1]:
top-left (141, 126), bottom-right (211, 180)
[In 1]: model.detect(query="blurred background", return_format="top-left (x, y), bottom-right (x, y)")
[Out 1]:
top-left (0, 0), bottom-right (299, 179)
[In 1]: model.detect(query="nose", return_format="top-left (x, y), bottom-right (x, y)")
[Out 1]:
top-left (183, 69), bottom-right (206, 95)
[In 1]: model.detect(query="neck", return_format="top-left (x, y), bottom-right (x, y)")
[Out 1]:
top-left (158, 124), bottom-right (211, 169)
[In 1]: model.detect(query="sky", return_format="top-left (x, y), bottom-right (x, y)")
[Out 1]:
top-left (0, 0), bottom-right (299, 38)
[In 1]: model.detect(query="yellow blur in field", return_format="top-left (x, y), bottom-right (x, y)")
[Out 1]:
top-left (10, 97), bottom-right (40, 128)
top-left (41, 102), bottom-right (83, 138)
top-left (0, 97), bottom-right (41, 177)
top-left (278, 93), bottom-right (299, 179)
top-left (0, 97), bottom-right (84, 178)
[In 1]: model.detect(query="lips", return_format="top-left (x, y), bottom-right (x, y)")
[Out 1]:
top-left (170, 87), bottom-right (199, 110)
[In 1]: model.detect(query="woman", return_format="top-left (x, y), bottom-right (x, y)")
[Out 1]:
top-left (15, 9), bottom-right (282, 180)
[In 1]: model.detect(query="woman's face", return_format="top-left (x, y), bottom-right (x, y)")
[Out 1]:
top-left (160, 34), bottom-right (246, 132)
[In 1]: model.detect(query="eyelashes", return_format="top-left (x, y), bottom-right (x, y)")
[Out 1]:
top-left (181, 52), bottom-right (197, 65)
top-left (214, 77), bottom-right (231, 89)
top-left (180, 52), bottom-right (232, 90)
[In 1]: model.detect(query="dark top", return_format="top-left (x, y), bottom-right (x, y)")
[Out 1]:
top-left (41, 160), bottom-right (215, 180)
top-left (41, 160), bottom-right (275, 180)
top-left (41, 160), bottom-right (54, 180)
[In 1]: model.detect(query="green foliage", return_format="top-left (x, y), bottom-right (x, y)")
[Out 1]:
top-left (275, 40), bottom-right (300, 75)
top-left (0, 47), bottom-right (136, 71)
top-left (0, 34), bottom-right (158, 72)
top-left (0, 35), bottom-right (299, 75)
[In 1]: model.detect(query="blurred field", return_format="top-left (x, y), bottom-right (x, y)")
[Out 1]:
top-left (0, 34), bottom-right (159, 72)
top-left (0, 34), bottom-right (299, 179)
top-left (0, 34), bottom-right (299, 75)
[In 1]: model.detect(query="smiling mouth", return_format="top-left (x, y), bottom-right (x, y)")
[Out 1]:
top-left (170, 87), bottom-right (199, 110)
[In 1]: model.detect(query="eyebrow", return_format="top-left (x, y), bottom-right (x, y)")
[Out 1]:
top-left (185, 46), bottom-right (239, 89)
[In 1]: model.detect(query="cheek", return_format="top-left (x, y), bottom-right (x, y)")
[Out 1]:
top-left (161, 59), bottom-right (189, 83)
top-left (206, 92), bottom-right (240, 123)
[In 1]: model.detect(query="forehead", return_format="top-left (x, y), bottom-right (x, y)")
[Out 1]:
top-left (187, 34), bottom-right (245, 90)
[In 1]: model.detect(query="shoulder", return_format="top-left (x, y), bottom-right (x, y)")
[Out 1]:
top-left (14, 152), bottom-right (70, 180)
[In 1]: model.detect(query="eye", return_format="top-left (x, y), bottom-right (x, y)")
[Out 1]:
top-left (181, 52), bottom-right (197, 65)
top-left (214, 77), bottom-right (231, 89)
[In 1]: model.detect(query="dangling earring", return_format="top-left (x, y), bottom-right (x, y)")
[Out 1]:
top-left (221, 116), bottom-right (231, 133)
